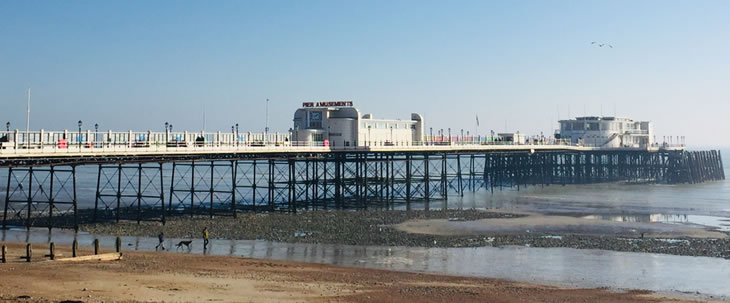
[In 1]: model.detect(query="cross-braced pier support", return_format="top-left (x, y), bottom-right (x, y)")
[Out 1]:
top-left (94, 163), bottom-right (165, 224)
top-left (3, 165), bottom-right (78, 230)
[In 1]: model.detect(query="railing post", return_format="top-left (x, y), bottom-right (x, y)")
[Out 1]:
top-left (40, 129), bottom-right (45, 149)
top-left (128, 130), bottom-right (133, 148)
top-left (13, 129), bottom-right (18, 149)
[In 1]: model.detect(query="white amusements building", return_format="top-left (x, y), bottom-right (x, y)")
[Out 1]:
top-left (290, 101), bottom-right (424, 147)
top-left (556, 116), bottom-right (653, 148)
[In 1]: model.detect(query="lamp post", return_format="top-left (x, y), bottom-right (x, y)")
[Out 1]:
top-left (367, 125), bottom-right (371, 146)
top-left (235, 123), bottom-right (239, 146)
top-left (448, 128), bottom-right (451, 143)
top-left (429, 127), bottom-right (433, 145)
top-left (165, 122), bottom-right (169, 146)
top-left (94, 123), bottom-right (99, 148)
top-left (77, 120), bottom-right (83, 149)
top-left (390, 126), bottom-right (393, 145)
top-left (5, 122), bottom-right (9, 132)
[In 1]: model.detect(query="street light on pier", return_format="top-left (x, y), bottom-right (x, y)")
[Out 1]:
top-left (165, 122), bottom-right (169, 146)
top-left (5, 122), bottom-right (9, 132)
top-left (448, 128), bottom-right (451, 143)
top-left (429, 127), bottom-right (433, 145)
top-left (235, 123), bottom-right (239, 146)
top-left (77, 120), bottom-right (83, 149)
top-left (367, 125), bottom-right (372, 146)
top-left (390, 126), bottom-right (393, 145)
top-left (94, 123), bottom-right (99, 148)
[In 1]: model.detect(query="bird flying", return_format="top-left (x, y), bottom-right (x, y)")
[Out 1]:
top-left (591, 41), bottom-right (614, 48)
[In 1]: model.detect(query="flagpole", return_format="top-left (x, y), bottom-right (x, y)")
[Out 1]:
top-left (26, 87), bottom-right (30, 146)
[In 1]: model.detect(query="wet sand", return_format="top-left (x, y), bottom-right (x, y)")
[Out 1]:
top-left (394, 212), bottom-right (728, 238)
top-left (0, 242), bottom-right (711, 303)
top-left (83, 210), bottom-right (730, 259)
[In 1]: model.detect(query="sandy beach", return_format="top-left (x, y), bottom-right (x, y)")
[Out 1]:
top-left (0, 242), bottom-right (713, 303)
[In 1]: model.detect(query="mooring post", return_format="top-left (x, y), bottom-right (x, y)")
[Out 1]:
top-left (72, 239), bottom-right (78, 257)
top-left (25, 243), bottom-right (32, 262)
top-left (48, 242), bottom-right (55, 260)
top-left (1, 245), bottom-right (7, 263)
top-left (94, 239), bottom-right (100, 255)
top-left (116, 237), bottom-right (122, 253)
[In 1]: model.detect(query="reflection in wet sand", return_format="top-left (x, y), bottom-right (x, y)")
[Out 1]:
top-left (2, 227), bottom-right (730, 299)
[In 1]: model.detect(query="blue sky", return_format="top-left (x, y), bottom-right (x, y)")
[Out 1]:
top-left (1, 0), bottom-right (728, 147)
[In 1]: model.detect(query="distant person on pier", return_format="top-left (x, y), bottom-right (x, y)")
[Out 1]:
top-left (203, 227), bottom-right (209, 250)
top-left (156, 232), bottom-right (165, 251)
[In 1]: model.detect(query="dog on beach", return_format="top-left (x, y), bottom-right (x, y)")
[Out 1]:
top-left (175, 240), bottom-right (193, 250)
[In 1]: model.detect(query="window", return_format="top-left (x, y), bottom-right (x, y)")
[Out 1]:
top-left (308, 111), bottom-right (323, 129)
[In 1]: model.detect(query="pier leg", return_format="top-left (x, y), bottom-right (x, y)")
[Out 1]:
top-left (2, 167), bottom-right (10, 229)
top-left (231, 160), bottom-right (237, 218)
top-left (94, 165), bottom-right (101, 223)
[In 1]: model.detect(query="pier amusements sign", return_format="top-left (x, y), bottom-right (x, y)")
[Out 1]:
top-left (302, 101), bottom-right (353, 108)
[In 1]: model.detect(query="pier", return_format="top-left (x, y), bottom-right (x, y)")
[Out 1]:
top-left (0, 129), bottom-right (724, 230)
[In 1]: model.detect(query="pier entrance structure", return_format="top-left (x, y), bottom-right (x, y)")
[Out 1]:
top-left (557, 116), bottom-right (654, 148)
top-left (290, 101), bottom-right (424, 147)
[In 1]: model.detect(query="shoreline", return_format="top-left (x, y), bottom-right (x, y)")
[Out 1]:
top-left (0, 242), bottom-right (714, 303)
top-left (80, 209), bottom-right (730, 259)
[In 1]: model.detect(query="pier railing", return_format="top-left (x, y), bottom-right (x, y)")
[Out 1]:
top-left (0, 129), bottom-right (679, 156)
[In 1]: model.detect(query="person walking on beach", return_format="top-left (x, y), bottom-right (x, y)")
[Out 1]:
top-left (156, 232), bottom-right (165, 251)
top-left (203, 227), bottom-right (209, 251)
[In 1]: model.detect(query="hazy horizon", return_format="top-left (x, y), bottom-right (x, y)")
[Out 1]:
top-left (2, 0), bottom-right (729, 147)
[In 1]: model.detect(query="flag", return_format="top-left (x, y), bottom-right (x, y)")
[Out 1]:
top-left (476, 115), bottom-right (480, 127)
